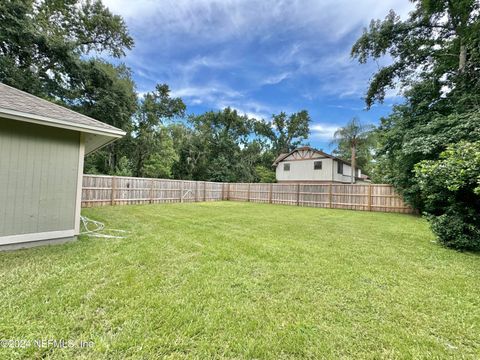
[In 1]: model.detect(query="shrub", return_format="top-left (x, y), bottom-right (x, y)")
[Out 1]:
top-left (415, 141), bottom-right (480, 251)
top-left (429, 211), bottom-right (480, 251)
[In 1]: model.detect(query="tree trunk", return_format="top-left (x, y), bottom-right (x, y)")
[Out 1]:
top-left (459, 42), bottom-right (466, 73)
top-left (351, 145), bottom-right (356, 184)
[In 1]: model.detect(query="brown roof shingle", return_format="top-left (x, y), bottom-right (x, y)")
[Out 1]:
top-left (0, 83), bottom-right (123, 134)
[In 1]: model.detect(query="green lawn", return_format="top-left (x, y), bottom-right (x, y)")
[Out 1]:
top-left (0, 202), bottom-right (479, 359)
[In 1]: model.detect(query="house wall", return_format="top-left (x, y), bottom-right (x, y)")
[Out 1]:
top-left (0, 118), bottom-right (81, 245)
top-left (333, 161), bottom-right (353, 183)
top-left (276, 156), bottom-right (361, 183)
top-left (276, 156), bottom-right (334, 182)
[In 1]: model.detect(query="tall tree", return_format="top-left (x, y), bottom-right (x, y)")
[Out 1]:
top-left (73, 60), bottom-right (138, 173)
top-left (332, 127), bottom-right (377, 176)
top-left (134, 84), bottom-right (186, 177)
top-left (186, 108), bottom-right (253, 182)
top-left (351, 0), bottom-right (480, 110)
top-left (332, 118), bottom-right (372, 183)
top-left (256, 111), bottom-right (311, 155)
top-left (0, 0), bottom-right (133, 99)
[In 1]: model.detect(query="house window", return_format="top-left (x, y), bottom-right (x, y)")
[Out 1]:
top-left (283, 163), bottom-right (290, 171)
top-left (314, 161), bottom-right (322, 170)
top-left (337, 161), bottom-right (343, 174)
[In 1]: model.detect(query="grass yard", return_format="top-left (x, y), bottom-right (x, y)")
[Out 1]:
top-left (0, 202), bottom-right (479, 359)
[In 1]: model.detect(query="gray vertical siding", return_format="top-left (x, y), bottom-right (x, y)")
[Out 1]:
top-left (0, 118), bottom-right (80, 237)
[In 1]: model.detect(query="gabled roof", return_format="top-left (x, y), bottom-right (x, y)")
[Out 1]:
top-left (0, 83), bottom-right (126, 154)
top-left (272, 146), bottom-right (356, 168)
top-left (273, 152), bottom-right (288, 165)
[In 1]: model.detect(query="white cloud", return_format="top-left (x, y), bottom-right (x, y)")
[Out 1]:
top-left (215, 100), bottom-right (278, 120)
top-left (261, 72), bottom-right (291, 85)
top-left (102, 0), bottom-right (414, 116)
top-left (171, 84), bottom-right (242, 100)
top-left (170, 83), bottom-right (279, 119)
top-left (104, 0), bottom-right (413, 45)
top-left (310, 123), bottom-right (339, 140)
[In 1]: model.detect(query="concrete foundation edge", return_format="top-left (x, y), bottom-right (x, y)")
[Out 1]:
top-left (0, 236), bottom-right (77, 251)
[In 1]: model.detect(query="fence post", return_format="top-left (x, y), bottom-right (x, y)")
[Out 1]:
top-left (329, 183), bottom-right (332, 208)
top-left (368, 184), bottom-right (372, 211)
top-left (203, 181), bottom-right (206, 202)
top-left (180, 180), bottom-right (184, 203)
top-left (221, 183), bottom-right (224, 200)
top-left (296, 183), bottom-right (300, 206)
top-left (247, 183), bottom-right (251, 202)
top-left (111, 176), bottom-right (116, 206)
top-left (150, 179), bottom-right (154, 204)
top-left (269, 183), bottom-right (273, 204)
top-left (195, 181), bottom-right (198, 202)
top-left (227, 183), bottom-right (231, 201)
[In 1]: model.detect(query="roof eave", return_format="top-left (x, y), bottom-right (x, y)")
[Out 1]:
top-left (0, 107), bottom-right (126, 137)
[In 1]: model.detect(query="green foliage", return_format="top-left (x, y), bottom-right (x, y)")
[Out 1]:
top-left (134, 84), bottom-right (186, 177)
top-left (374, 109), bottom-right (480, 209)
top-left (0, 0), bottom-right (133, 98)
top-left (114, 156), bottom-right (134, 177)
top-left (176, 108), bottom-right (254, 182)
top-left (331, 117), bottom-right (374, 177)
top-left (255, 165), bottom-right (276, 183)
top-left (141, 130), bottom-right (178, 179)
top-left (428, 212), bottom-right (480, 252)
top-left (71, 60), bottom-right (137, 131)
top-left (75, 60), bottom-right (138, 174)
top-left (255, 111), bottom-right (311, 154)
top-left (415, 142), bottom-right (480, 250)
top-left (352, 1), bottom-right (480, 109)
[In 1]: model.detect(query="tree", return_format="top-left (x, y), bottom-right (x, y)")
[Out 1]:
top-left (114, 156), bottom-right (134, 177)
top-left (332, 118), bottom-right (372, 183)
top-left (142, 130), bottom-right (178, 179)
top-left (256, 111), bottom-right (311, 155)
top-left (415, 141), bottom-right (480, 250)
top-left (134, 84), bottom-right (186, 177)
top-left (255, 166), bottom-right (276, 183)
top-left (332, 126), bottom-right (377, 177)
top-left (186, 108), bottom-right (254, 182)
top-left (0, 0), bottom-right (133, 99)
top-left (351, 0), bottom-right (480, 109)
top-left (73, 60), bottom-right (138, 173)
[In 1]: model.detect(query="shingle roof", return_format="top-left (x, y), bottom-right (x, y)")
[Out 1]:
top-left (273, 153), bottom-right (288, 165)
top-left (0, 83), bottom-right (124, 134)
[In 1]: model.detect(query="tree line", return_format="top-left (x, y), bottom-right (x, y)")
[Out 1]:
top-left (86, 88), bottom-right (312, 183)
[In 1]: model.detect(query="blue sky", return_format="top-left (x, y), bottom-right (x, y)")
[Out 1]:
top-left (103, 0), bottom-right (413, 151)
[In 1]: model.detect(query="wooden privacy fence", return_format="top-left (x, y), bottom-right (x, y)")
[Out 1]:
top-left (82, 175), bottom-right (414, 214)
top-left (82, 175), bottom-right (224, 207)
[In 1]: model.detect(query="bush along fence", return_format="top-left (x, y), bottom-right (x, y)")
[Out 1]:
top-left (82, 175), bottom-right (414, 214)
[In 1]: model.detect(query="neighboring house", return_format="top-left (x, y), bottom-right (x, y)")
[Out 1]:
top-left (0, 83), bottom-right (125, 250)
top-left (273, 146), bottom-right (367, 183)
